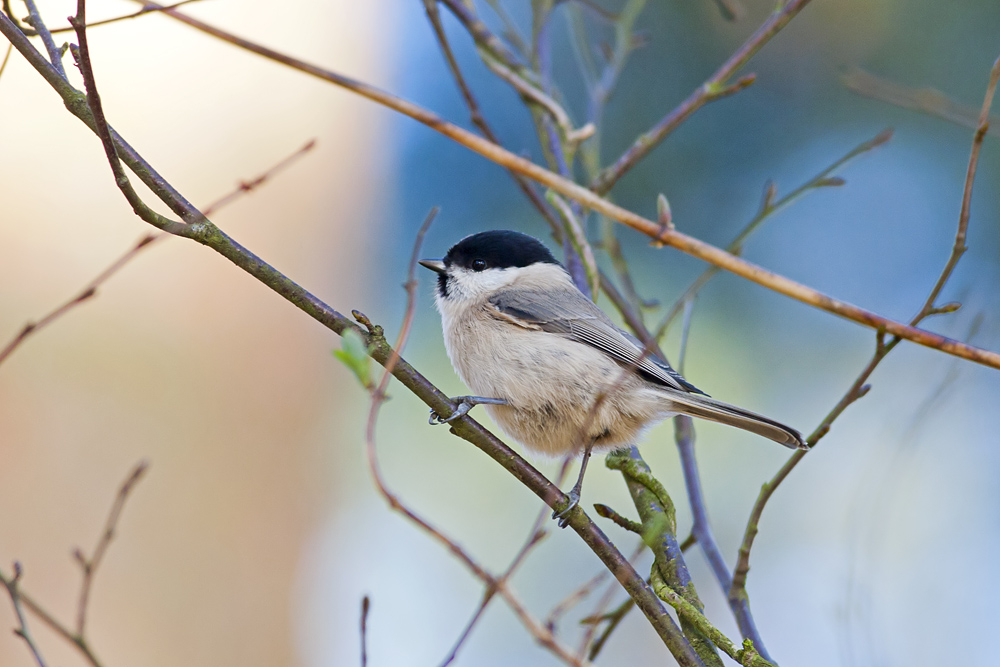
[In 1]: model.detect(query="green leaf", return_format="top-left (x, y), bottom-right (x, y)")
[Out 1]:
top-left (333, 329), bottom-right (373, 390)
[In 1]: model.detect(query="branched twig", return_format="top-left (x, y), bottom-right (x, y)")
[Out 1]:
top-left (438, 456), bottom-right (572, 665)
top-left (22, 0), bottom-right (66, 79)
top-left (69, 1), bottom-right (190, 235)
top-left (592, 0), bottom-right (813, 194)
top-left (586, 595), bottom-right (634, 660)
top-left (0, 461), bottom-right (149, 667)
top-left (731, 54), bottom-right (1000, 603)
top-left (651, 568), bottom-right (774, 667)
top-left (92, 1), bottom-right (1000, 370)
top-left (654, 128), bottom-right (893, 338)
top-left (439, 525), bottom-right (547, 667)
top-left (1, 563), bottom-right (47, 667)
top-left (567, 541), bottom-right (646, 659)
top-left (914, 57), bottom-right (1000, 322)
top-left (547, 540), bottom-right (643, 632)
top-left (606, 449), bottom-right (722, 667)
top-left (74, 462), bottom-right (148, 635)
top-left (0, 9), bottom-right (207, 229)
top-left (0, 139), bottom-right (315, 367)
top-left (602, 268), bottom-right (771, 653)
top-left (581, 534), bottom-right (696, 660)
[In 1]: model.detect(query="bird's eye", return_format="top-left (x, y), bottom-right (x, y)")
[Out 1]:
top-left (472, 259), bottom-right (487, 272)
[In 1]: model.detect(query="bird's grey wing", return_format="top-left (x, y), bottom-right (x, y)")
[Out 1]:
top-left (488, 287), bottom-right (706, 395)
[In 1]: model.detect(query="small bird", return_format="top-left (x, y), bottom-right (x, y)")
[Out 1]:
top-left (420, 230), bottom-right (808, 522)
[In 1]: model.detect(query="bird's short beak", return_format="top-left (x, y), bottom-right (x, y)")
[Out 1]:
top-left (419, 259), bottom-right (446, 274)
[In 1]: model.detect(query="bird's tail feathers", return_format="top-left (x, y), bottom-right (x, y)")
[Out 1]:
top-left (668, 393), bottom-right (808, 450)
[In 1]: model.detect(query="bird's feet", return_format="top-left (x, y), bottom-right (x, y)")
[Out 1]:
top-left (429, 396), bottom-right (508, 425)
top-left (551, 439), bottom-right (596, 529)
top-left (552, 489), bottom-right (580, 529)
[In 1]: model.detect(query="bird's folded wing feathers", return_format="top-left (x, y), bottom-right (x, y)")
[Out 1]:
top-left (488, 287), bottom-right (706, 395)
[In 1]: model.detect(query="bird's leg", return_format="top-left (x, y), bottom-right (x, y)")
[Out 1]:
top-left (429, 396), bottom-right (508, 425)
top-left (553, 438), bottom-right (597, 528)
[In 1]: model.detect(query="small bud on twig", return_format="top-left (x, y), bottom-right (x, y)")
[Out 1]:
top-left (651, 193), bottom-right (673, 247)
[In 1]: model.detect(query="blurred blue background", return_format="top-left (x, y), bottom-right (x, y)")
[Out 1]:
top-left (1, 1), bottom-right (998, 667)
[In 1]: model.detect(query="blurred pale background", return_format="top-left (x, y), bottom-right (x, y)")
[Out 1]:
top-left (1, 1), bottom-right (998, 667)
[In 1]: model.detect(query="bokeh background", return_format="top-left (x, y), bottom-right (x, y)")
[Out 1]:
top-left (1, 1), bottom-right (998, 666)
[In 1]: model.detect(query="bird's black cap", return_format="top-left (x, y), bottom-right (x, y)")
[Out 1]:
top-left (443, 230), bottom-right (559, 271)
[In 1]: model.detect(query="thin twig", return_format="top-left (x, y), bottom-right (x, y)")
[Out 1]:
top-left (0, 139), bottom-right (315, 367)
top-left (439, 458), bottom-right (570, 666)
top-left (98, 1), bottom-right (1000, 370)
top-left (914, 57), bottom-right (1000, 322)
top-left (1, 563), bottom-right (48, 667)
top-left (586, 595), bottom-right (634, 660)
top-left (483, 0), bottom-right (529, 57)
top-left (585, 535), bottom-right (697, 660)
top-left (50, 0), bottom-right (204, 34)
top-left (68, 1), bottom-right (189, 235)
top-left (22, 0), bottom-right (66, 79)
top-left (477, 47), bottom-right (592, 146)
top-left (592, 0), bottom-right (812, 193)
top-left (360, 596), bottom-right (370, 667)
top-left (568, 1), bottom-right (650, 316)
top-left (74, 462), bottom-right (148, 635)
top-left (842, 67), bottom-right (1000, 138)
top-left (0, 42), bottom-right (12, 82)
top-left (603, 233), bottom-right (772, 652)
top-left (438, 0), bottom-right (526, 69)
top-left (570, 541), bottom-right (646, 659)
top-left (439, 526), bottom-right (547, 667)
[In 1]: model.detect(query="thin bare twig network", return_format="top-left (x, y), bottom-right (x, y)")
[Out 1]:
top-left (731, 54), bottom-right (1000, 600)
top-left (111, 0), bottom-right (1000, 370)
top-left (0, 139), bottom-right (316, 367)
top-left (0, 461), bottom-right (149, 667)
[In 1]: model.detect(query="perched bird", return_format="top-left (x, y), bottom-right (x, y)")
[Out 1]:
top-left (420, 230), bottom-right (808, 521)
